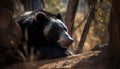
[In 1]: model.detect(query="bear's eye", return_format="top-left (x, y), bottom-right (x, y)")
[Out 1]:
top-left (58, 28), bottom-right (62, 32)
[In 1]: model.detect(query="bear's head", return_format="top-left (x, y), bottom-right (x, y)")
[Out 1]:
top-left (34, 12), bottom-right (74, 48)
top-left (17, 11), bottom-right (73, 49)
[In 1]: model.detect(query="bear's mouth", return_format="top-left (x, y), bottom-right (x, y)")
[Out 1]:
top-left (57, 40), bottom-right (73, 48)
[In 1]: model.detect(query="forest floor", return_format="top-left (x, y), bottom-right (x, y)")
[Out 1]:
top-left (6, 50), bottom-right (107, 69)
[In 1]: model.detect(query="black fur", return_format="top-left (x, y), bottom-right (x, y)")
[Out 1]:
top-left (16, 11), bottom-right (70, 60)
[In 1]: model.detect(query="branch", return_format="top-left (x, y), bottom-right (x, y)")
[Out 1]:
top-left (76, 3), bottom-right (96, 54)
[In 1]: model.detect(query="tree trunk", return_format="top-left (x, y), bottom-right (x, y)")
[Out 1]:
top-left (0, 0), bottom-right (15, 14)
top-left (65, 0), bottom-right (79, 36)
top-left (76, 8), bottom-right (95, 54)
top-left (107, 0), bottom-right (120, 68)
top-left (0, 0), bottom-right (22, 66)
top-left (20, 0), bottom-right (44, 11)
top-left (75, 0), bottom-right (96, 54)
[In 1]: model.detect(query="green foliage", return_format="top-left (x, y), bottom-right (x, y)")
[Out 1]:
top-left (95, 0), bottom-right (111, 24)
top-left (94, 0), bottom-right (111, 44)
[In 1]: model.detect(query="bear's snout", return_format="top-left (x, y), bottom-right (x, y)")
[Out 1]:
top-left (57, 31), bottom-right (74, 48)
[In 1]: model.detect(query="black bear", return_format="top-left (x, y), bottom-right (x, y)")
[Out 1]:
top-left (16, 10), bottom-right (73, 60)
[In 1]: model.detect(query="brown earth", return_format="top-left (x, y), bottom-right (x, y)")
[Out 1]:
top-left (5, 51), bottom-right (107, 69)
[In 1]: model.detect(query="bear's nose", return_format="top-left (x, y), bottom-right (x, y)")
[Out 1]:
top-left (70, 39), bottom-right (74, 44)
top-left (67, 38), bottom-right (74, 46)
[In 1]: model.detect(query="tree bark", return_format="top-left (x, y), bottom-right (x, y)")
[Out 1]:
top-left (107, 0), bottom-right (120, 68)
top-left (65, 0), bottom-right (79, 36)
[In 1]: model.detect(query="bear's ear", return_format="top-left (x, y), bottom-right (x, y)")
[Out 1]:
top-left (35, 12), bottom-right (47, 22)
top-left (56, 13), bottom-right (63, 21)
